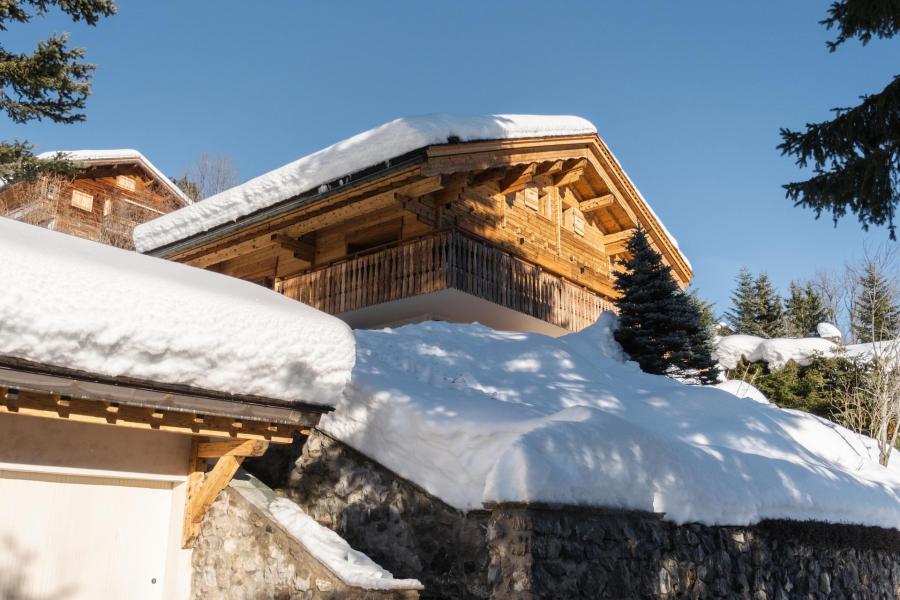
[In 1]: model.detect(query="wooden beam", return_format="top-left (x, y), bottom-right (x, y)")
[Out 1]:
top-left (553, 159), bottom-right (587, 187)
top-left (197, 439), bottom-right (269, 458)
top-left (181, 437), bottom-right (206, 548)
top-left (272, 234), bottom-right (315, 262)
top-left (182, 437), bottom-right (270, 548)
top-left (0, 388), bottom-right (305, 443)
top-left (579, 194), bottom-right (616, 213)
top-left (498, 163), bottom-right (537, 195)
top-left (603, 228), bottom-right (637, 255)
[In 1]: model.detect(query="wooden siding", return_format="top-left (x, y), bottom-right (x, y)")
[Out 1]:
top-left (0, 165), bottom-right (183, 249)
top-left (278, 230), bottom-right (616, 332)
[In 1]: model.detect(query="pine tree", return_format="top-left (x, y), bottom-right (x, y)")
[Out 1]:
top-left (0, 1), bottom-right (116, 183)
top-left (778, 1), bottom-right (900, 238)
top-left (754, 273), bottom-right (787, 338)
top-left (614, 228), bottom-right (719, 384)
top-left (852, 263), bottom-right (900, 343)
top-left (786, 282), bottom-right (830, 337)
top-left (725, 268), bottom-right (762, 335)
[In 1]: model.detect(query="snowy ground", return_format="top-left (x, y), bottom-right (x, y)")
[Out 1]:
top-left (321, 314), bottom-right (900, 528)
top-left (0, 219), bottom-right (355, 406)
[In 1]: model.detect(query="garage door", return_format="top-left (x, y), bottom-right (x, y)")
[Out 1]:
top-left (0, 470), bottom-right (175, 600)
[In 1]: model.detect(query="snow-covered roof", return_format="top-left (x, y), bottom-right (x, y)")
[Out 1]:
top-left (36, 148), bottom-right (193, 207)
top-left (133, 114), bottom-right (598, 252)
top-left (0, 218), bottom-right (355, 407)
top-left (321, 315), bottom-right (900, 529)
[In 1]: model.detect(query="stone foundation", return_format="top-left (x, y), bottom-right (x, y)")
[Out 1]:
top-left (284, 430), bottom-right (490, 599)
top-left (487, 505), bottom-right (900, 599)
top-left (191, 475), bottom-right (420, 599)
top-left (280, 429), bottom-right (900, 599)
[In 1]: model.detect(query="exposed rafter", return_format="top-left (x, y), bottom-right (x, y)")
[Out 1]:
top-left (552, 158), bottom-right (587, 187)
top-left (602, 228), bottom-right (637, 256)
top-left (498, 163), bottom-right (538, 195)
top-left (272, 234), bottom-right (315, 262)
top-left (579, 194), bottom-right (616, 213)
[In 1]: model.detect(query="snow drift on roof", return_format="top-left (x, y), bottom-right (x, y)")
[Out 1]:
top-left (36, 148), bottom-right (193, 206)
top-left (132, 114), bottom-right (598, 252)
top-left (321, 315), bottom-right (900, 528)
top-left (0, 218), bottom-right (354, 406)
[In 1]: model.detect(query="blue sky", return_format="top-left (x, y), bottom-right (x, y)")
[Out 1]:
top-left (5, 1), bottom-right (898, 312)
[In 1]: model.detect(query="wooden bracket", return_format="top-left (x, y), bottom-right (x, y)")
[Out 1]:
top-left (579, 194), bottom-right (616, 213)
top-left (498, 163), bottom-right (537, 195)
top-left (182, 437), bottom-right (269, 548)
top-left (272, 234), bottom-right (315, 262)
top-left (552, 158), bottom-right (587, 187)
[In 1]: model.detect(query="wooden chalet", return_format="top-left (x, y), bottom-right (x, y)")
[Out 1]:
top-left (0, 149), bottom-right (191, 248)
top-left (137, 115), bottom-right (692, 336)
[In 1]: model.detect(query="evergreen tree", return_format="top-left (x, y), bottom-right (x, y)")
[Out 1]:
top-left (754, 273), bottom-right (787, 338)
top-left (0, 1), bottom-right (116, 183)
top-left (786, 282), bottom-right (830, 337)
top-left (725, 268), bottom-right (762, 335)
top-left (614, 229), bottom-right (719, 384)
top-left (778, 0), bottom-right (900, 238)
top-left (852, 262), bottom-right (900, 342)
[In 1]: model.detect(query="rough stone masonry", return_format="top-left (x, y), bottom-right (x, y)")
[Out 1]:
top-left (273, 429), bottom-right (900, 599)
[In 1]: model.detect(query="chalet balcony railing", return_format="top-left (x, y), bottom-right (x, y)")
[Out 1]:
top-left (278, 230), bottom-right (617, 332)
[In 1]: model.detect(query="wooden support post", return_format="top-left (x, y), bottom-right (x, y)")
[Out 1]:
top-left (181, 436), bottom-right (269, 548)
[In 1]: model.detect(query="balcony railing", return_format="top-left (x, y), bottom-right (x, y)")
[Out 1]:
top-left (278, 230), bottom-right (616, 332)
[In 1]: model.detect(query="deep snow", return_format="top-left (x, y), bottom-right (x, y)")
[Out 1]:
top-left (321, 314), bottom-right (900, 528)
top-left (0, 218), bottom-right (355, 406)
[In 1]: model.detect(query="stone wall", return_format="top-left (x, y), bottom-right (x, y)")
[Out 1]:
top-left (283, 430), bottom-right (900, 600)
top-left (487, 505), bottom-right (900, 599)
top-left (192, 479), bottom-right (420, 600)
top-left (285, 430), bottom-right (491, 599)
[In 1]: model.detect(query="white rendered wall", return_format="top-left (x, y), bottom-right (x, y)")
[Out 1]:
top-left (337, 288), bottom-right (571, 337)
top-left (0, 414), bottom-right (192, 599)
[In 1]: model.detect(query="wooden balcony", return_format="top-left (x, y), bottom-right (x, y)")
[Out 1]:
top-left (277, 230), bottom-right (616, 332)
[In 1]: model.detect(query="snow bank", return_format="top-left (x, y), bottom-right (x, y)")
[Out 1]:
top-left (715, 333), bottom-right (897, 370)
top-left (269, 498), bottom-right (423, 591)
top-left (322, 315), bottom-right (900, 528)
top-left (0, 219), bottom-right (354, 406)
top-left (817, 322), bottom-right (843, 343)
top-left (133, 114), bottom-right (597, 252)
top-left (713, 379), bottom-right (770, 404)
top-left (37, 148), bottom-right (192, 206)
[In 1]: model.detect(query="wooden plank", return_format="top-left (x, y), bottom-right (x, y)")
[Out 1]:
top-left (197, 439), bottom-right (269, 458)
top-left (0, 389), bottom-right (302, 443)
top-left (578, 194), bottom-right (616, 213)
top-left (182, 437), bottom-right (206, 548)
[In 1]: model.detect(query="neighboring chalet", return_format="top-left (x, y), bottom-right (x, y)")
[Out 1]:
top-left (0, 149), bottom-right (191, 248)
top-left (0, 219), bottom-right (354, 599)
top-left (135, 115), bottom-right (692, 336)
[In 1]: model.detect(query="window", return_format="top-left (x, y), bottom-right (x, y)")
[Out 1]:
top-left (523, 188), bottom-right (540, 211)
top-left (71, 189), bottom-right (94, 212)
top-left (563, 207), bottom-right (586, 236)
top-left (103, 198), bottom-right (112, 217)
top-left (116, 175), bottom-right (136, 191)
